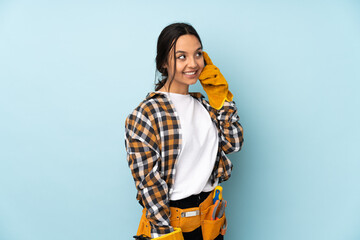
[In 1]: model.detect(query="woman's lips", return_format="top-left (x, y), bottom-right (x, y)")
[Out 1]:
top-left (183, 70), bottom-right (198, 78)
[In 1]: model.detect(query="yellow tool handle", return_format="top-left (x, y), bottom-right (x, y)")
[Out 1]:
top-left (213, 186), bottom-right (223, 204)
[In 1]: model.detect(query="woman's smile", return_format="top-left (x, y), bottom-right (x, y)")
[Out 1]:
top-left (183, 69), bottom-right (199, 78)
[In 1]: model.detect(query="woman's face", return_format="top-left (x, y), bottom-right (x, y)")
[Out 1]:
top-left (164, 34), bottom-right (205, 93)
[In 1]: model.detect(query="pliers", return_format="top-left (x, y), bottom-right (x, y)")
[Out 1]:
top-left (211, 199), bottom-right (227, 220)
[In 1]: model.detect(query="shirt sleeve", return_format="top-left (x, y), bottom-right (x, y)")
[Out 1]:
top-left (125, 111), bottom-right (174, 237)
top-left (209, 100), bottom-right (244, 154)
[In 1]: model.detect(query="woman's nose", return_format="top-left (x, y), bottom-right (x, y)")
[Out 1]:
top-left (187, 57), bottom-right (198, 68)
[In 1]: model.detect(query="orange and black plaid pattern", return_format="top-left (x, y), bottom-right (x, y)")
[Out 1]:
top-left (124, 91), bottom-right (243, 237)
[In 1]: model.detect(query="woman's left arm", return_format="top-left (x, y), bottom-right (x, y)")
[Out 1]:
top-left (213, 100), bottom-right (244, 154)
top-left (199, 51), bottom-right (244, 154)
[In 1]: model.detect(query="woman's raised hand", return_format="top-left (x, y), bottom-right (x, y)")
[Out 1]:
top-left (199, 51), bottom-right (233, 110)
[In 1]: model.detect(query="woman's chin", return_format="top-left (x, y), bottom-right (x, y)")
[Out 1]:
top-left (186, 79), bottom-right (198, 85)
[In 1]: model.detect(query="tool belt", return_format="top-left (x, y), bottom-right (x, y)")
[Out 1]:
top-left (136, 189), bottom-right (227, 240)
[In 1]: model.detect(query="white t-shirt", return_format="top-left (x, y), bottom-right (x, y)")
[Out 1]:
top-left (159, 92), bottom-right (219, 201)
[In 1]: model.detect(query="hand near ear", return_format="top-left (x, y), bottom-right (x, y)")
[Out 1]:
top-left (199, 51), bottom-right (233, 110)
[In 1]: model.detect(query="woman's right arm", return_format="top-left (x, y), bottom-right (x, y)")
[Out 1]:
top-left (125, 110), bottom-right (174, 238)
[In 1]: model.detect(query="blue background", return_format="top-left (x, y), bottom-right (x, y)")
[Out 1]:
top-left (1, 1), bottom-right (359, 239)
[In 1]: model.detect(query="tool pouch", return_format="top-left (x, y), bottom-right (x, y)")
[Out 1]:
top-left (136, 208), bottom-right (151, 238)
top-left (200, 203), bottom-right (226, 240)
top-left (136, 208), bottom-right (184, 240)
top-left (136, 189), bottom-right (226, 240)
top-left (198, 189), bottom-right (227, 240)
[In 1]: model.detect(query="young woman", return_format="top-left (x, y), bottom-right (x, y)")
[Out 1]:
top-left (125, 23), bottom-right (244, 240)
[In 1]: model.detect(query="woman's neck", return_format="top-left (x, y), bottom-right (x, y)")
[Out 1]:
top-left (159, 81), bottom-right (189, 95)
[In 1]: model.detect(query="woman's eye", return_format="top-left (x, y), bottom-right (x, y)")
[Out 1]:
top-left (196, 52), bottom-right (203, 57)
top-left (177, 55), bottom-right (185, 60)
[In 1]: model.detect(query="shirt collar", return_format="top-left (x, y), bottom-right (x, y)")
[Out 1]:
top-left (146, 91), bottom-right (205, 100)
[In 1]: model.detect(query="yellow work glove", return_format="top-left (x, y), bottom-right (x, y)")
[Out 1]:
top-left (152, 228), bottom-right (184, 240)
top-left (199, 51), bottom-right (233, 110)
top-left (133, 228), bottom-right (183, 240)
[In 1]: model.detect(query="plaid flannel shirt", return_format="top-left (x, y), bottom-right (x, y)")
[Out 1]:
top-left (124, 91), bottom-right (244, 238)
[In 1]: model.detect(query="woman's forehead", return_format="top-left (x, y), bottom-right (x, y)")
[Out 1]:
top-left (174, 34), bottom-right (202, 53)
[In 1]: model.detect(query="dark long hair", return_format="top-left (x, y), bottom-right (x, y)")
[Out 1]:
top-left (155, 23), bottom-right (203, 91)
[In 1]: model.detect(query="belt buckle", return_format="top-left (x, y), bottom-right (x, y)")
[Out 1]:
top-left (181, 210), bottom-right (199, 218)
